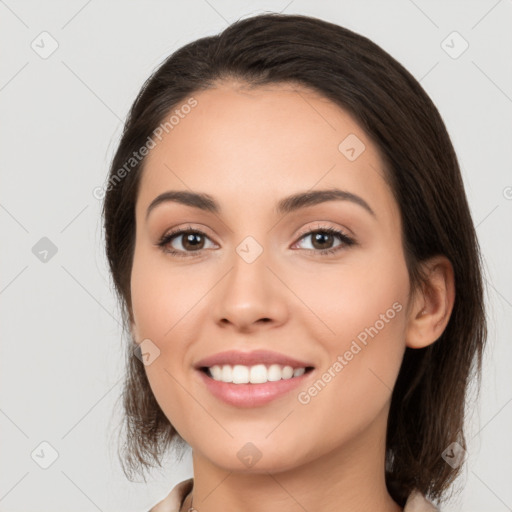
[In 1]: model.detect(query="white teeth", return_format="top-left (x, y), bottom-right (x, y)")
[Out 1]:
top-left (249, 364), bottom-right (267, 384)
top-left (232, 365), bottom-right (249, 384)
top-left (207, 364), bottom-right (308, 384)
top-left (282, 365), bottom-right (294, 379)
top-left (221, 365), bottom-right (232, 382)
top-left (293, 367), bottom-right (306, 377)
top-left (210, 365), bottom-right (223, 381)
top-left (267, 364), bottom-right (283, 382)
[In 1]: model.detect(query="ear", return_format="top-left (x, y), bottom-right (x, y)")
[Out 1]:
top-left (405, 255), bottom-right (455, 349)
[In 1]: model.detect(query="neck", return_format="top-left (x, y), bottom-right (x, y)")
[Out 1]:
top-left (182, 403), bottom-right (402, 512)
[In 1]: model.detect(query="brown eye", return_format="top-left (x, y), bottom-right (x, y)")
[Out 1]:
top-left (179, 232), bottom-right (206, 251)
top-left (294, 226), bottom-right (355, 256)
top-left (157, 228), bottom-right (216, 257)
top-left (310, 231), bottom-right (336, 250)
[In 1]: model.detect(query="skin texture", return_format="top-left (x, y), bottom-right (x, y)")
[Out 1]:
top-left (130, 81), bottom-right (455, 512)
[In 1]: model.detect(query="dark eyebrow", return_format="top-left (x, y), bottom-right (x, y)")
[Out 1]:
top-left (146, 191), bottom-right (219, 220)
top-left (275, 189), bottom-right (375, 217)
top-left (145, 188), bottom-right (375, 220)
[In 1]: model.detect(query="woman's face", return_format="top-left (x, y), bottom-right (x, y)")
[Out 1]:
top-left (130, 82), bottom-right (412, 472)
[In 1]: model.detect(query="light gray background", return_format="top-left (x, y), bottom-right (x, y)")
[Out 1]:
top-left (1, 1), bottom-right (511, 511)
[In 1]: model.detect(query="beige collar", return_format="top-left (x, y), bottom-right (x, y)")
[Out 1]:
top-left (149, 478), bottom-right (439, 511)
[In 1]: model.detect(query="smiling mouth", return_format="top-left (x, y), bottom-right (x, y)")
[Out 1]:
top-left (199, 364), bottom-right (315, 384)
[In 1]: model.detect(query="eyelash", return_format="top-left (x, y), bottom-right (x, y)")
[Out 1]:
top-left (157, 224), bottom-right (355, 258)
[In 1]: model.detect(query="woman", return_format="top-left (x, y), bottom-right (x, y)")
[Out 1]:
top-left (102, 13), bottom-right (486, 511)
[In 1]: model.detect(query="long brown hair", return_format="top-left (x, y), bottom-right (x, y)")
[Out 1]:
top-left (102, 13), bottom-right (487, 506)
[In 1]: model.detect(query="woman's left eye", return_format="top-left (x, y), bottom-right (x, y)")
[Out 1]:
top-left (157, 225), bottom-right (355, 258)
top-left (292, 226), bottom-right (355, 255)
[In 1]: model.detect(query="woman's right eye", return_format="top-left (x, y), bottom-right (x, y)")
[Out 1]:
top-left (157, 228), bottom-right (216, 257)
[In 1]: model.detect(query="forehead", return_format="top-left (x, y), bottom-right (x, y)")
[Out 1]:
top-left (136, 81), bottom-right (397, 223)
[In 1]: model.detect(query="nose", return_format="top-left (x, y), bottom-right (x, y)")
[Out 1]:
top-left (213, 246), bottom-right (288, 332)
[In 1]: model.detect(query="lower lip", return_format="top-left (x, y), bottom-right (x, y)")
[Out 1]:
top-left (196, 369), bottom-right (314, 408)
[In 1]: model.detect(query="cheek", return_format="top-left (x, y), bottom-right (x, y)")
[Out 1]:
top-left (289, 246), bottom-right (409, 350)
top-left (130, 245), bottom-right (202, 439)
top-left (292, 250), bottom-right (410, 434)
top-left (130, 242), bottom-right (208, 341)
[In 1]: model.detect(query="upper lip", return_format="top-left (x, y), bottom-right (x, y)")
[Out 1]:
top-left (194, 349), bottom-right (314, 369)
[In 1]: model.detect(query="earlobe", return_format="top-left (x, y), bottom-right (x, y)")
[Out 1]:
top-left (405, 256), bottom-right (455, 349)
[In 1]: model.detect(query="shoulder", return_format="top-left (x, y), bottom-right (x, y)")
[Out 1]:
top-left (148, 478), bottom-right (193, 512)
top-left (404, 490), bottom-right (439, 511)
